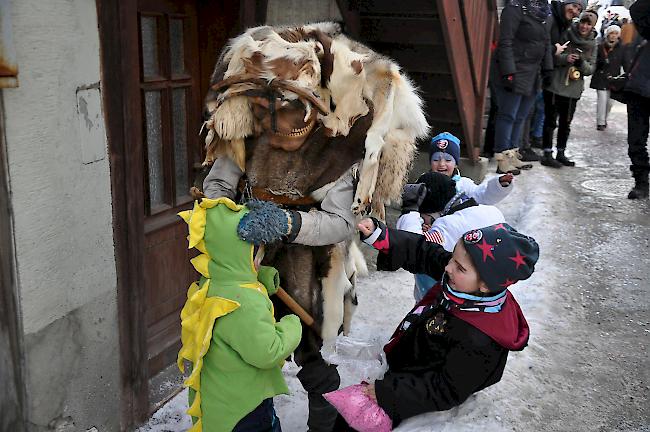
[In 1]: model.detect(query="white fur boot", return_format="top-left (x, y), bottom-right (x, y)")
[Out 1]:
top-left (496, 152), bottom-right (521, 175)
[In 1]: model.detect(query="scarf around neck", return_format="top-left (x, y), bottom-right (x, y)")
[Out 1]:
top-left (440, 274), bottom-right (507, 313)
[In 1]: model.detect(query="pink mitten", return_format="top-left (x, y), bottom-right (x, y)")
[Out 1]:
top-left (324, 384), bottom-right (392, 432)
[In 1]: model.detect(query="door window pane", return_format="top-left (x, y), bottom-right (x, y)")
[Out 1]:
top-left (144, 91), bottom-right (164, 209)
top-left (172, 88), bottom-right (189, 200)
top-left (140, 16), bottom-right (159, 77)
top-left (170, 19), bottom-right (185, 75)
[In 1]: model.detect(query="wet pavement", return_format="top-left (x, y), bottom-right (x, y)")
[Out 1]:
top-left (487, 85), bottom-right (650, 431)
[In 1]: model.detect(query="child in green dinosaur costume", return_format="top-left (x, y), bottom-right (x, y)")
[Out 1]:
top-left (177, 197), bottom-right (302, 432)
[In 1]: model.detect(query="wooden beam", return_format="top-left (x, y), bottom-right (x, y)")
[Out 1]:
top-left (96, 0), bottom-right (149, 429)
top-left (437, 0), bottom-right (477, 160)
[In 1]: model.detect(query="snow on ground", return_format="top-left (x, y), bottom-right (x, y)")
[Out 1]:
top-left (140, 83), bottom-right (650, 431)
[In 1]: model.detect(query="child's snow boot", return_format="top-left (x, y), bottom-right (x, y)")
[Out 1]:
top-left (495, 152), bottom-right (521, 175)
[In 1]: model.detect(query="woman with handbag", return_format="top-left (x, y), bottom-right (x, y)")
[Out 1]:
top-left (590, 25), bottom-right (623, 131)
top-left (541, 9), bottom-right (598, 167)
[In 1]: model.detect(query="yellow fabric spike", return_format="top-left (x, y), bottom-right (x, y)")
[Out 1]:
top-left (187, 392), bottom-right (202, 418)
top-left (188, 418), bottom-right (202, 432)
top-left (178, 209), bottom-right (192, 224)
top-left (190, 254), bottom-right (211, 278)
top-left (178, 291), bottom-right (239, 431)
top-left (188, 201), bottom-right (207, 249)
top-left (195, 239), bottom-right (208, 255)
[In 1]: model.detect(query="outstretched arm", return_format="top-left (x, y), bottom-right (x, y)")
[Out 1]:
top-left (358, 218), bottom-right (451, 280)
top-left (291, 166), bottom-right (357, 246)
top-left (202, 156), bottom-right (243, 199)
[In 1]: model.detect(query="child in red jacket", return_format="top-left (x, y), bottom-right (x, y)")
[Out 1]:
top-left (329, 220), bottom-right (539, 431)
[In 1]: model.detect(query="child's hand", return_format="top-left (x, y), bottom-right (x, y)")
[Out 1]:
top-left (499, 173), bottom-right (514, 186)
top-left (358, 218), bottom-right (376, 238)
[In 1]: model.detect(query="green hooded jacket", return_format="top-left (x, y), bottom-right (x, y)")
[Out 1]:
top-left (178, 198), bottom-right (302, 432)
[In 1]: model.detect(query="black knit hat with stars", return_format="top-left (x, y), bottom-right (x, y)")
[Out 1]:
top-left (462, 223), bottom-right (539, 293)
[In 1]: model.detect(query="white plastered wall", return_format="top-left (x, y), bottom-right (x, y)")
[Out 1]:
top-left (2, 0), bottom-right (120, 430)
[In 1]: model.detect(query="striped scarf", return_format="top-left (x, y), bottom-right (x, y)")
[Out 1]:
top-left (440, 274), bottom-right (507, 313)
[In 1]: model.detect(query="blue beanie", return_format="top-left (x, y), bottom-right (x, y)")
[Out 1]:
top-left (429, 132), bottom-right (461, 166)
top-left (462, 223), bottom-right (539, 293)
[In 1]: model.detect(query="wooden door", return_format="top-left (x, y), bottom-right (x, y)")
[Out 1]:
top-left (136, 0), bottom-right (202, 379)
top-left (98, 0), bottom-right (261, 426)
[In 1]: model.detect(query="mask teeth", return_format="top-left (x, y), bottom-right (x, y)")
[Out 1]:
top-left (274, 120), bottom-right (314, 137)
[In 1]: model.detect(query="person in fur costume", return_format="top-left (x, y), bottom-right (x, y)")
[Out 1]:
top-left (197, 22), bottom-right (429, 432)
top-left (177, 198), bottom-right (302, 432)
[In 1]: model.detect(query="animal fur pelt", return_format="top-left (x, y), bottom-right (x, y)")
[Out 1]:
top-left (203, 22), bottom-right (430, 217)
top-left (199, 23), bottom-right (429, 358)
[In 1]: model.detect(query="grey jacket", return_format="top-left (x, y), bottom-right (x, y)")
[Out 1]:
top-left (203, 156), bottom-right (357, 246)
top-left (544, 23), bottom-right (597, 99)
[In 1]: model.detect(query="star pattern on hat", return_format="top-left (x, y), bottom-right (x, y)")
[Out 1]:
top-left (475, 239), bottom-right (495, 262)
top-left (499, 278), bottom-right (516, 288)
top-left (493, 223), bottom-right (507, 231)
top-left (509, 250), bottom-right (527, 270)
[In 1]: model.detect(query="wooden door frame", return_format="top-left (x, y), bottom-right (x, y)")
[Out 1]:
top-left (437, 0), bottom-right (497, 161)
top-left (96, 0), bottom-right (268, 428)
top-left (0, 92), bottom-right (26, 431)
top-left (97, 0), bottom-right (149, 427)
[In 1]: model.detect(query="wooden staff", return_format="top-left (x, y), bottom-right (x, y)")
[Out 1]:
top-left (276, 287), bottom-right (321, 335)
top-left (255, 245), bottom-right (321, 335)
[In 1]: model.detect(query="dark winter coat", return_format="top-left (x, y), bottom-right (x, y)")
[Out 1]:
top-left (493, 1), bottom-right (554, 96)
top-left (625, 0), bottom-right (650, 98)
top-left (372, 229), bottom-right (529, 427)
top-left (547, 0), bottom-right (573, 46)
top-left (545, 23), bottom-right (597, 99)
top-left (590, 41), bottom-right (624, 90)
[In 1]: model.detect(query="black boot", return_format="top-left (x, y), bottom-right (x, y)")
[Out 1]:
top-left (555, 150), bottom-right (575, 167)
top-left (628, 179), bottom-right (649, 199)
top-left (297, 358), bottom-right (341, 432)
top-left (541, 151), bottom-right (562, 168)
top-left (530, 136), bottom-right (543, 148)
top-left (520, 148), bottom-right (540, 161)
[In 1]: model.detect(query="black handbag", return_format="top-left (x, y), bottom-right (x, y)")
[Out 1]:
top-left (608, 41), bottom-right (646, 104)
top-left (608, 73), bottom-right (629, 103)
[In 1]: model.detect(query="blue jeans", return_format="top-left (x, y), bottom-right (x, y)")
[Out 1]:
top-left (233, 398), bottom-right (282, 432)
top-left (493, 85), bottom-right (536, 153)
top-left (531, 91), bottom-right (545, 138)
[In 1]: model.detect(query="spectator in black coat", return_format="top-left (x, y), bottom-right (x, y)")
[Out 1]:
top-left (625, 0), bottom-right (650, 199)
top-left (490, 0), bottom-right (554, 175)
top-left (591, 25), bottom-right (624, 131)
top-left (348, 220), bottom-right (538, 428)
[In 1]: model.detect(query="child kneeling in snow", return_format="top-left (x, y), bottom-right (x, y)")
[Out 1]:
top-left (328, 221), bottom-right (538, 431)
